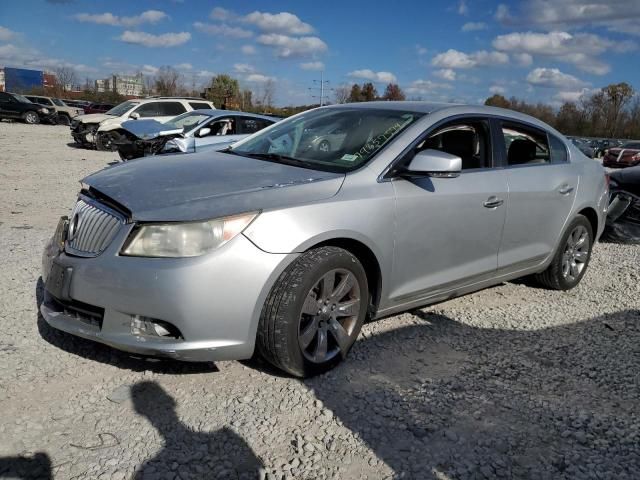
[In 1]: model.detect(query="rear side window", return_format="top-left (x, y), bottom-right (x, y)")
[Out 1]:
top-left (134, 102), bottom-right (161, 118)
top-left (189, 102), bottom-right (211, 110)
top-left (158, 102), bottom-right (187, 116)
top-left (549, 134), bottom-right (568, 163)
top-left (501, 122), bottom-right (550, 166)
top-left (237, 117), bottom-right (273, 134)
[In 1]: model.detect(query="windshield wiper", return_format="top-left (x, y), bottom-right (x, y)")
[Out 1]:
top-left (243, 152), bottom-right (309, 167)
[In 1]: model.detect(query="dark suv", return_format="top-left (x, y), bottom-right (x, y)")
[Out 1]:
top-left (0, 92), bottom-right (58, 124)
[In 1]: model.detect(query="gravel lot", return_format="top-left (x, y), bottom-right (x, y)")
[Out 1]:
top-left (0, 121), bottom-right (638, 480)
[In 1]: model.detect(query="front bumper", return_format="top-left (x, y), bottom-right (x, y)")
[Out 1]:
top-left (41, 227), bottom-right (297, 362)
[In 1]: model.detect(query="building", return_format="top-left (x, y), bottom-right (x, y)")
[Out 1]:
top-left (0, 69), bottom-right (4, 92)
top-left (95, 73), bottom-right (144, 97)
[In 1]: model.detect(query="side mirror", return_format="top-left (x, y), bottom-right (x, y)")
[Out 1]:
top-left (402, 149), bottom-right (462, 178)
top-left (129, 112), bottom-right (140, 120)
top-left (197, 127), bottom-right (211, 138)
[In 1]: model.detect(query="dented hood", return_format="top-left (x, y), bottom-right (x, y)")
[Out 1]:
top-left (120, 119), bottom-right (183, 140)
top-left (82, 150), bottom-right (345, 222)
top-left (77, 113), bottom-right (112, 124)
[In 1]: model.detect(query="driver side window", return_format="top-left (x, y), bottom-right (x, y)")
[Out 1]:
top-left (415, 119), bottom-right (491, 170)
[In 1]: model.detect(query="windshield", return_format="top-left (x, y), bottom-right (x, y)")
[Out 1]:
top-left (52, 98), bottom-right (66, 106)
top-left (231, 107), bottom-right (424, 172)
top-left (623, 142), bottom-right (640, 149)
top-left (163, 112), bottom-right (211, 132)
top-left (13, 94), bottom-right (32, 104)
top-left (106, 101), bottom-right (138, 116)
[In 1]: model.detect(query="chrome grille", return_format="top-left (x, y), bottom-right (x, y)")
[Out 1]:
top-left (65, 198), bottom-right (125, 257)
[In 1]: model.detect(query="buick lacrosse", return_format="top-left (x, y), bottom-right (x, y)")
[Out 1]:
top-left (42, 102), bottom-right (609, 376)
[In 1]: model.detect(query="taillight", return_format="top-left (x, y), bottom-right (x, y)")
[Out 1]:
top-left (633, 153), bottom-right (640, 162)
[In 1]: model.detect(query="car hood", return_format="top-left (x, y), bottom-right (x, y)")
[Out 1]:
top-left (77, 113), bottom-right (112, 124)
top-left (120, 119), bottom-right (183, 140)
top-left (82, 151), bottom-right (345, 222)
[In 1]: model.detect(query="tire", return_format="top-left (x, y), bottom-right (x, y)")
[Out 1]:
top-left (535, 214), bottom-right (593, 290)
top-left (23, 111), bottom-right (40, 125)
top-left (96, 131), bottom-right (122, 151)
top-left (57, 114), bottom-right (71, 126)
top-left (317, 140), bottom-right (331, 152)
top-left (257, 246), bottom-right (369, 377)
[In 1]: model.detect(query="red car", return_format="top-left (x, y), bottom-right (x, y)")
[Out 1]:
top-left (83, 103), bottom-right (115, 114)
top-left (603, 142), bottom-right (640, 168)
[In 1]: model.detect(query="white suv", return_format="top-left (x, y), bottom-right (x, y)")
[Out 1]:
top-left (70, 97), bottom-right (215, 150)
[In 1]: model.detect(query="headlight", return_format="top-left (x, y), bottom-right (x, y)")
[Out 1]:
top-left (121, 212), bottom-right (258, 257)
top-left (39, 107), bottom-right (49, 114)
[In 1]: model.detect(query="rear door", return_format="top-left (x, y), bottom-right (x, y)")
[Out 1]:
top-left (494, 119), bottom-right (579, 269)
top-left (390, 116), bottom-right (508, 301)
top-left (0, 92), bottom-right (19, 118)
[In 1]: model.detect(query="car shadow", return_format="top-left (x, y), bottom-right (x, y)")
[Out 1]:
top-left (0, 453), bottom-right (52, 480)
top-left (304, 308), bottom-right (640, 479)
top-left (35, 278), bottom-right (218, 375)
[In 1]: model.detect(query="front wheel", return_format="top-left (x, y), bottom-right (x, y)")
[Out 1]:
top-left (23, 111), bottom-right (40, 124)
top-left (535, 215), bottom-right (593, 290)
top-left (57, 115), bottom-right (71, 126)
top-left (96, 131), bottom-right (122, 151)
top-left (257, 246), bottom-right (369, 377)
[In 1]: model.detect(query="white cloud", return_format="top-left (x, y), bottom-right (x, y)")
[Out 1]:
top-left (493, 30), bottom-right (633, 75)
top-left (233, 63), bottom-right (256, 74)
top-left (432, 49), bottom-right (509, 69)
top-left (513, 52), bottom-right (533, 66)
top-left (245, 73), bottom-right (275, 83)
top-left (175, 63), bottom-right (192, 70)
top-left (406, 79), bottom-right (453, 95)
top-left (193, 22), bottom-right (253, 39)
top-left (348, 69), bottom-right (397, 83)
top-left (434, 68), bottom-right (457, 81)
top-left (462, 22), bottom-right (487, 32)
top-left (73, 10), bottom-right (168, 27)
top-left (257, 34), bottom-right (327, 58)
top-left (554, 87), bottom-right (598, 103)
top-left (0, 43), bottom-right (98, 74)
top-left (241, 45), bottom-right (257, 55)
top-left (495, 4), bottom-right (513, 23)
top-left (300, 61), bottom-right (325, 71)
top-left (118, 31), bottom-right (191, 48)
top-left (0, 26), bottom-right (15, 41)
top-left (210, 7), bottom-right (234, 21)
top-left (489, 85), bottom-right (506, 94)
top-left (141, 64), bottom-right (159, 75)
top-left (458, 0), bottom-right (469, 16)
top-left (526, 67), bottom-right (585, 89)
top-left (244, 11), bottom-right (314, 35)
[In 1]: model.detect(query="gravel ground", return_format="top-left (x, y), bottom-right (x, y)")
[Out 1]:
top-left (0, 121), bottom-right (639, 480)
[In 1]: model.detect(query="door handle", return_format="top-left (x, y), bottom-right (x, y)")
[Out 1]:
top-left (483, 196), bottom-right (504, 208)
top-left (558, 184), bottom-right (574, 195)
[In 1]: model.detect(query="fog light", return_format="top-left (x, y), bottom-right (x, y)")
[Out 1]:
top-left (130, 315), bottom-right (181, 338)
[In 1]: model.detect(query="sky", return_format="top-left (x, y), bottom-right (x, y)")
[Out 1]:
top-left (1, 0), bottom-right (639, 106)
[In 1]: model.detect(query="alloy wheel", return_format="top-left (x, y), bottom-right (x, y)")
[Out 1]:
top-left (25, 112), bottom-right (38, 124)
top-left (561, 225), bottom-right (589, 282)
top-left (298, 268), bottom-right (361, 364)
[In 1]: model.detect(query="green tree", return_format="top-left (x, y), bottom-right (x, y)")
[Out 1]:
top-left (205, 74), bottom-right (240, 108)
top-left (484, 94), bottom-right (511, 109)
top-left (601, 82), bottom-right (635, 137)
top-left (348, 84), bottom-right (362, 103)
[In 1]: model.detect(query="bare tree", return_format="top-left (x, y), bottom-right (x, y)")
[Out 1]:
top-left (53, 66), bottom-right (77, 94)
top-left (154, 66), bottom-right (183, 97)
top-left (334, 84), bottom-right (350, 104)
top-left (259, 79), bottom-right (275, 109)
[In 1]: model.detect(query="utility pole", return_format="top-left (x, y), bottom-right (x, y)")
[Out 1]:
top-left (308, 71), bottom-right (330, 106)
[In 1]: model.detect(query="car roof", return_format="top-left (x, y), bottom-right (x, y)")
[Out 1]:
top-left (189, 109), bottom-right (276, 121)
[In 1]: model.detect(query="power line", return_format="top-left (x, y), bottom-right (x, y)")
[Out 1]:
top-left (308, 71), bottom-right (331, 106)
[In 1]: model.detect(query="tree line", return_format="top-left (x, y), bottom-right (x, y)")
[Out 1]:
top-left (485, 82), bottom-right (639, 139)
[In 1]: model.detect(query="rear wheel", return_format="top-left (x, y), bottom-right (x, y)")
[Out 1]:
top-left (535, 215), bottom-right (593, 290)
top-left (257, 246), bottom-right (368, 377)
top-left (23, 111), bottom-right (39, 124)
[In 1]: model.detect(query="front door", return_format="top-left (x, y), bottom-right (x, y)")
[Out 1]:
top-left (390, 117), bottom-right (508, 301)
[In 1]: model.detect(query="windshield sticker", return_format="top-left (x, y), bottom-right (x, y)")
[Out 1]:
top-left (351, 122), bottom-right (404, 161)
top-left (341, 154), bottom-right (359, 162)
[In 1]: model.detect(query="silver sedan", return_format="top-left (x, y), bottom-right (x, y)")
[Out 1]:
top-left (41, 102), bottom-right (609, 377)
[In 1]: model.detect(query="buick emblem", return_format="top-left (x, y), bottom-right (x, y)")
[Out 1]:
top-left (68, 212), bottom-right (81, 241)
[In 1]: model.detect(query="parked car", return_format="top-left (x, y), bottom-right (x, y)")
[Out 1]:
top-left (25, 95), bottom-right (84, 125)
top-left (569, 138), bottom-right (595, 158)
top-left (62, 99), bottom-right (91, 110)
top-left (82, 102), bottom-right (114, 115)
top-left (602, 141), bottom-right (640, 168)
top-left (602, 166), bottom-right (640, 243)
top-left (0, 91), bottom-right (58, 124)
top-left (71, 97), bottom-right (215, 150)
top-left (115, 110), bottom-right (277, 160)
top-left (41, 102), bottom-right (608, 377)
